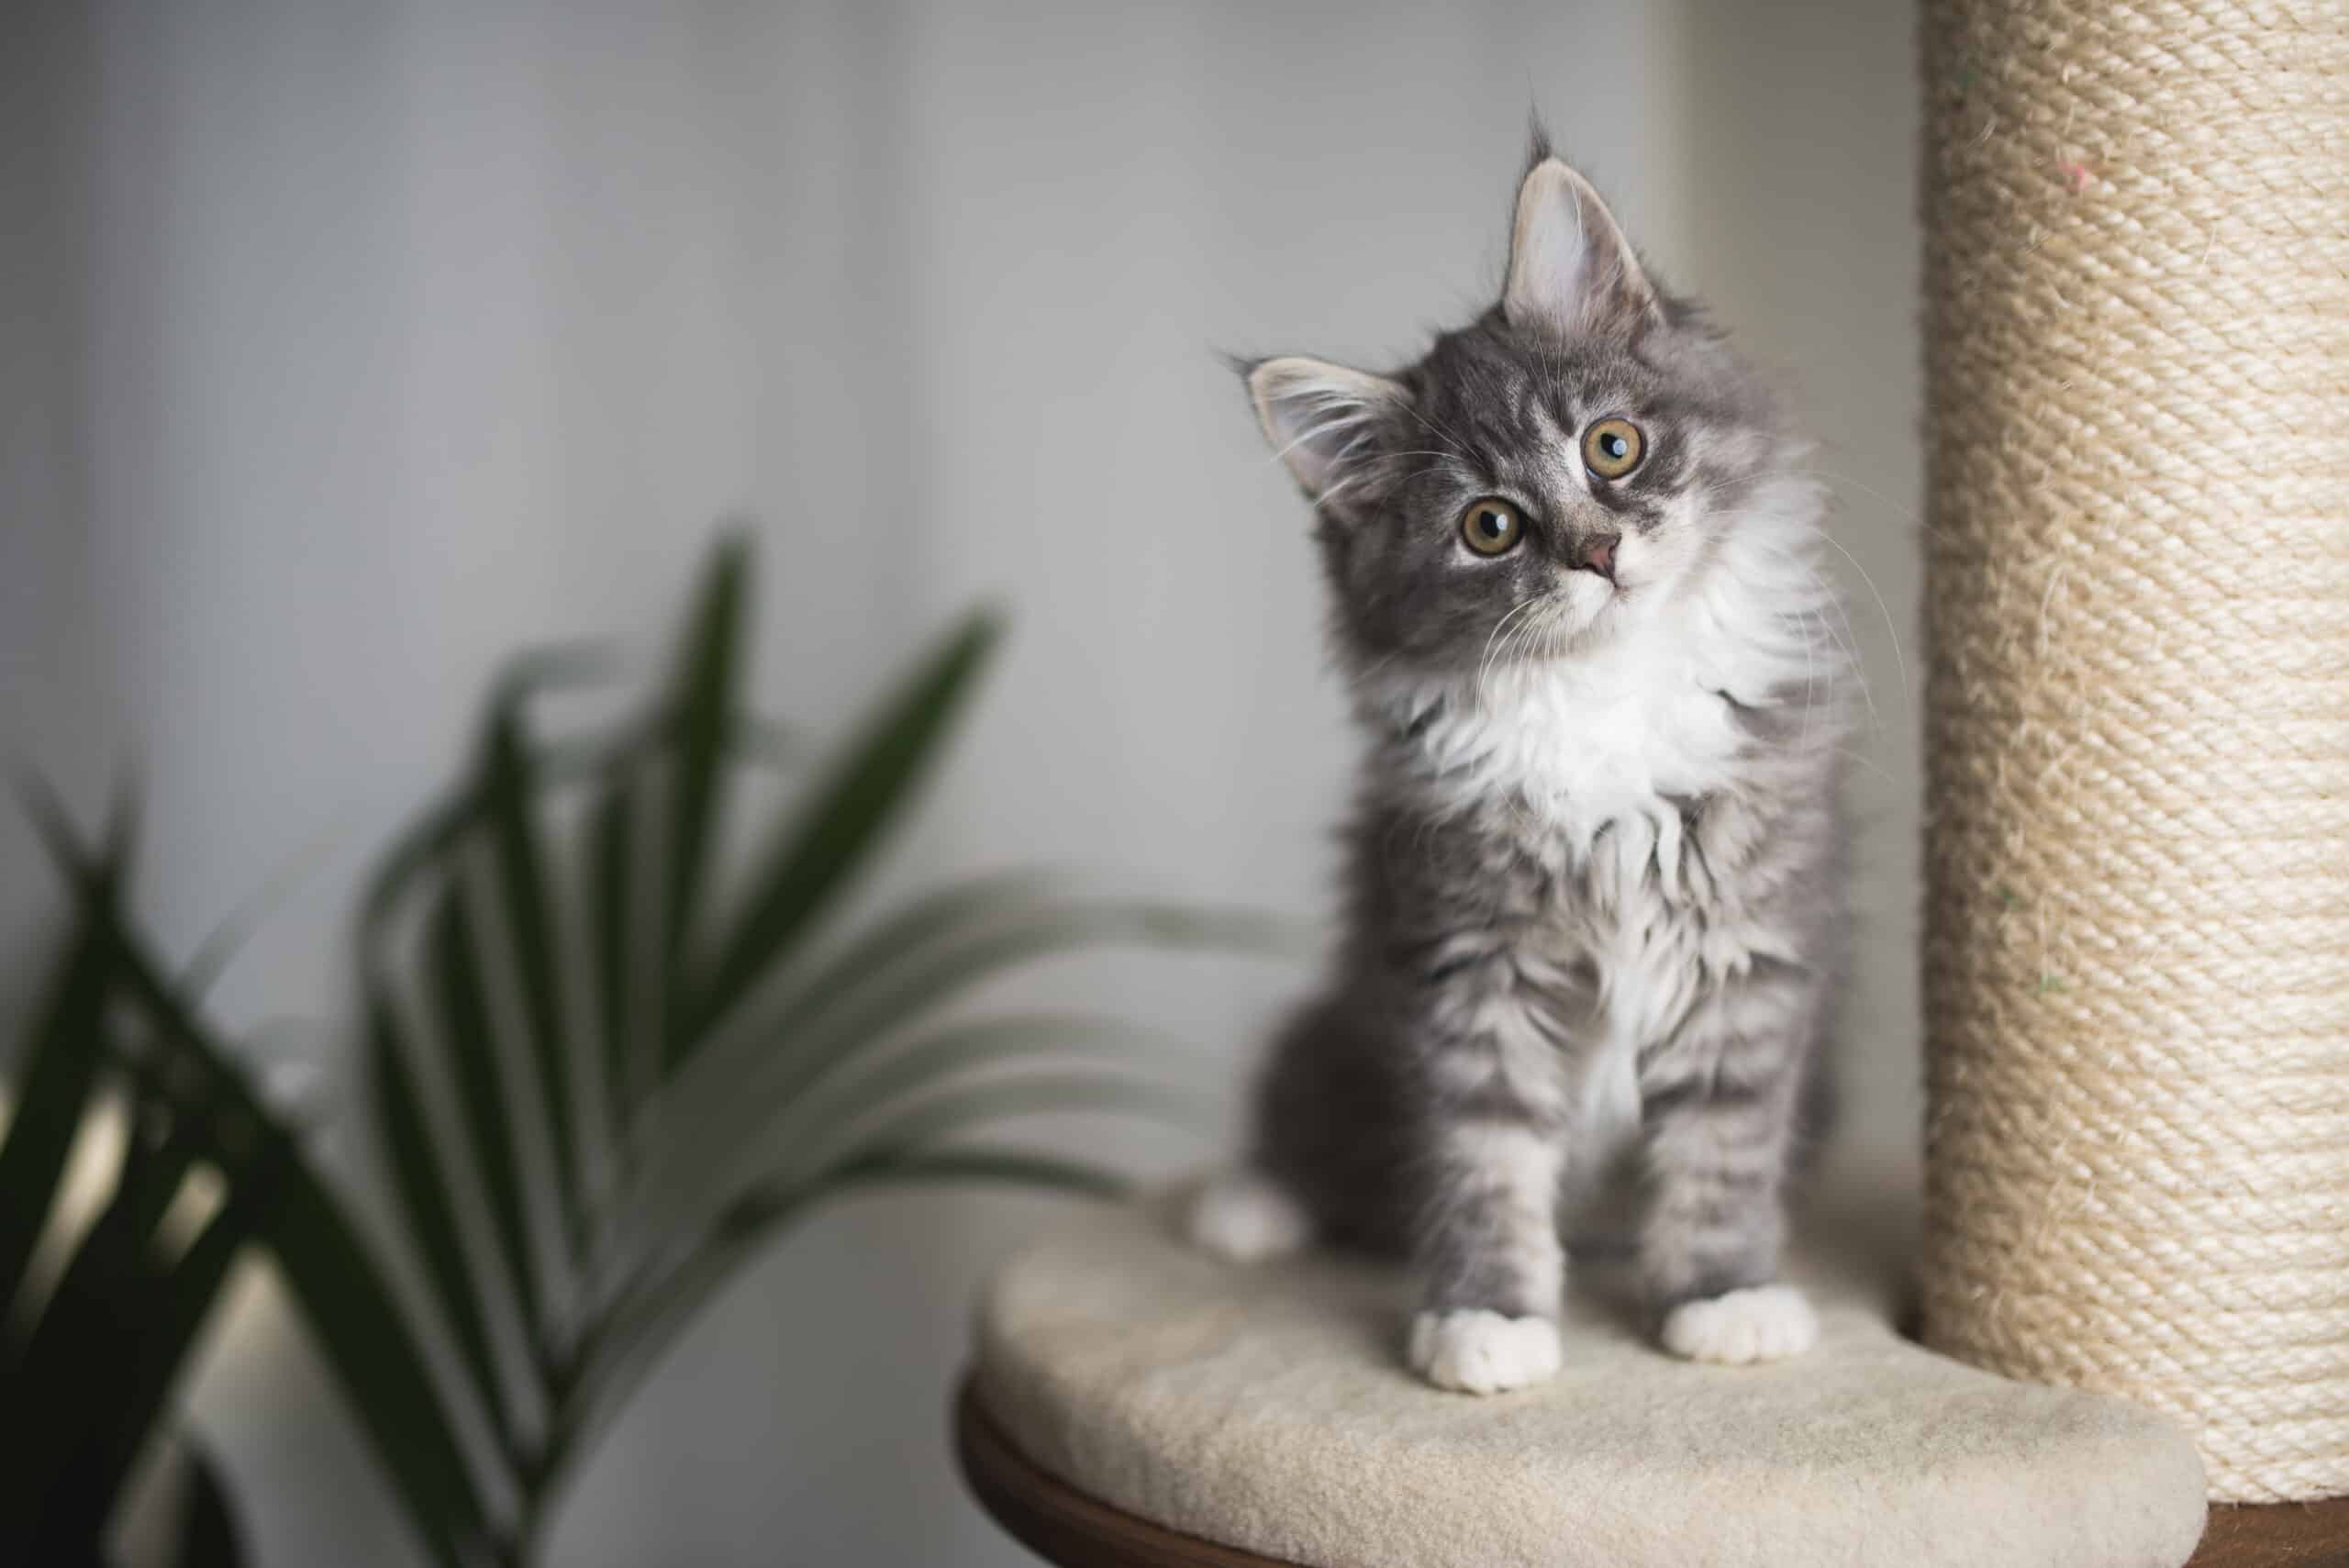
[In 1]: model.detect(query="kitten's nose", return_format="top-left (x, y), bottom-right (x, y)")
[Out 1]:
top-left (1574, 532), bottom-right (1620, 582)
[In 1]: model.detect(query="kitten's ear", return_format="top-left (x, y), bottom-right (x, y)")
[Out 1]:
top-left (1245, 356), bottom-right (1408, 505)
top-left (1502, 157), bottom-right (1660, 338)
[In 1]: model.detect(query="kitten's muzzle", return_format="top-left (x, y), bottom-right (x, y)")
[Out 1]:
top-left (1571, 531), bottom-right (1620, 584)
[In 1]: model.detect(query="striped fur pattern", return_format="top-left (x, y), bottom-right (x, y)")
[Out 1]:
top-left (1208, 137), bottom-right (1852, 1390)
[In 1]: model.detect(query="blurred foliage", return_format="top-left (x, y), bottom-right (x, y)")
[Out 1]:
top-left (341, 538), bottom-right (1279, 1564)
top-left (6, 537), bottom-right (1286, 1567)
top-left (2, 795), bottom-right (269, 1568)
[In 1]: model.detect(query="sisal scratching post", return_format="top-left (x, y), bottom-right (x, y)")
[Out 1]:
top-left (1918, 0), bottom-right (2349, 1504)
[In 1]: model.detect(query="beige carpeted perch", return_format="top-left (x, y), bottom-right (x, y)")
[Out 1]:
top-left (973, 1193), bottom-right (2206, 1568)
top-left (1917, 0), bottom-right (2349, 1506)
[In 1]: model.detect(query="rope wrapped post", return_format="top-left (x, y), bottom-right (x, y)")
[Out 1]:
top-left (1918, 0), bottom-right (2349, 1504)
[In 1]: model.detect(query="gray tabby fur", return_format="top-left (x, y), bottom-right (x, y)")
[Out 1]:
top-left (1218, 133), bottom-right (1851, 1378)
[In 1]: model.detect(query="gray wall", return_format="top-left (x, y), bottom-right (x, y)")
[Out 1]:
top-left (0, 2), bottom-right (1920, 1562)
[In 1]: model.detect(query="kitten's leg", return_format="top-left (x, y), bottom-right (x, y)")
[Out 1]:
top-left (1636, 968), bottom-right (1821, 1365)
top-left (1408, 1110), bottom-right (1568, 1394)
top-left (1401, 962), bottom-right (1573, 1395)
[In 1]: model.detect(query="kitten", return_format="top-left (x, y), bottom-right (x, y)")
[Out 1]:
top-left (1190, 137), bottom-right (1849, 1394)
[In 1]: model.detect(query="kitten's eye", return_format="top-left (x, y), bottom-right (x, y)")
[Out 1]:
top-left (1458, 497), bottom-right (1526, 557)
top-left (1582, 417), bottom-right (1645, 480)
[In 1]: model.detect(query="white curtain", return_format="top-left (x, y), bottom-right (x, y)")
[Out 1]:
top-left (0, 2), bottom-right (1920, 1562)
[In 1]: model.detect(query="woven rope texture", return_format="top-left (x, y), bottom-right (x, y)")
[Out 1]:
top-left (1917, 0), bottom-right (2349, 1503)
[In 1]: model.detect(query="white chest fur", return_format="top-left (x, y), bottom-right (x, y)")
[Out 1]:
top-left (1368, 573), bottom-right (1829, 1159)
top-left (1470, 640), bottom-right (1747, 1153)
top-left (1402, 613), bottom-right (1753, 874)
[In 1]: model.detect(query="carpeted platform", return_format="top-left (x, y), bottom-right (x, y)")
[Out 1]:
top-left (972, 1189), bottom-right (2208, 1568)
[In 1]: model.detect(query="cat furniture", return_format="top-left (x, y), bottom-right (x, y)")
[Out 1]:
top-left (955, 2), bottom-right (2346, 1562)
top-left (1912, 0), bottom-right (2348, 1516)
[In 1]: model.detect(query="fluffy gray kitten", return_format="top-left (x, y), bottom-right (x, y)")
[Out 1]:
top-left (1189, 141), bottom-right (1849, 1393)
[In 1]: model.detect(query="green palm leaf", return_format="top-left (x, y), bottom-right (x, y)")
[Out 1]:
top-left (2, 1091), bottom-right (199, 1554)
top-left (0, 793), bottom-right (267, 1562)
top-left (663, 536), bottom-right (748, 968)
top-left (368, 983), bottom-right (518, 1461)
top-left (172, 1441), bottom-right (250, 1568)
top-left (328, 536), bottom-right (1295, 1566)
top-left (547, 1144), bottom-right (1135, 1486)
top-left (589, 763), bottom-right (649, 1150)
top-left (767, 1012), bottom-right (1195, 1155)
top-left (481, 701), bottom-right (581, 1251)
top-left (636, 891), bottom-right (1284, 1222)
top-left (357, 645), bottom-right (615, 937)
top-left (263, 1170), bottom-right (488, 1568)
top-left (681, 608), bottom-right (1004, 1053)
top-left (611, 1070), bottom-right (1196, 1395)
top-left (422, 880), bottom-right (546, 1356)
top-left (0, 836), bottom-right (122, 1322)
top-left (48, 1158), bottom-right (263, 1551)
top-left (634, 1012), bottom-right (1189, 1249)
top-left (24, 817), bottom-right (492, 1568)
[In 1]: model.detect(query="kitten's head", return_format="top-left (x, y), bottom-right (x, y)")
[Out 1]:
top-left (1245, 139), bottom-right (1799, 679)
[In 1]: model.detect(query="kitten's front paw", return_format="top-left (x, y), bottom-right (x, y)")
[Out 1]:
top-left (1659, 1284), bottom-right (1817, 1365)
top-left (1186, 1171), bottom-right (1312, 1262)
top-left (1408, 1309), bottom-right (1563, 1395)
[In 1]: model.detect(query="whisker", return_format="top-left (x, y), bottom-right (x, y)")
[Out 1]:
top-left (1834, 746), bottom-right (1898, 789)
top-left (1806, 604), bottom-right (1876, 735)
top-left (1789, 521), bottom-right (1910, 707)
top-left (1477, 592), bottom-right (1547, 695)
top-left (1728, 517), bottom-right (1904, 737)
top-left (1398, 400), bottom-right (1475, 461)
top-left (1680, 465), bottom-right (1948, 545)
top-left (1732, 534), bottom-right (1882, 734)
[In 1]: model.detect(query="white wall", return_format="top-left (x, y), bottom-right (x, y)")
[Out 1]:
top-left (0, 1), bottom-right (1920, 1562)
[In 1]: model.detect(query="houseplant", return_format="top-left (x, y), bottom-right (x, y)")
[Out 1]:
top-left (6, 536), bottom-right (1277, 1565)
top-left (0, 804), bottom-right (258, 1567)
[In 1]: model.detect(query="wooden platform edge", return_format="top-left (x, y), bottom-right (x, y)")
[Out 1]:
top-left (954, 1371), bottom-right (2344, 1568)
top-left (955, 1375), bottom-right (1299, 1567)
top-left (2188, 1495), bottom-right (2349, 1568)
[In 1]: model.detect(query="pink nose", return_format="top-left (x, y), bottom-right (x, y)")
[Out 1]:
top-left (1575, 532), bottom-right (1620, 581)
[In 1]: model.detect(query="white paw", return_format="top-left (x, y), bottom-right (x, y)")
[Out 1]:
top-left (1408, 1309), bottom-right (1563, 1395)
top-left (1186, 1172), bottom-right (1313, 1262)
top-left (1659, 1284), bottom-right (1818, 1365)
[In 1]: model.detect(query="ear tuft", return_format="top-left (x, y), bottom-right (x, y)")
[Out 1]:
top-left (1502, 157), bottom-right (1659, 339)
top-left (1522, 112), bottom-right (1555, 176)
top-left (1245, 356), bottom-right (1408, 506)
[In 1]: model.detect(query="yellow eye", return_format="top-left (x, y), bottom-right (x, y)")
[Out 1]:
top-left (1582, 417), bottom-right (1645, 479)
top-left (1458, 497), bottom-right (1525, 557)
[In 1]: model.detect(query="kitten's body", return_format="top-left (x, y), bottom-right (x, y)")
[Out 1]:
top-left (1192, 143), bottom-right (1851, 1392)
